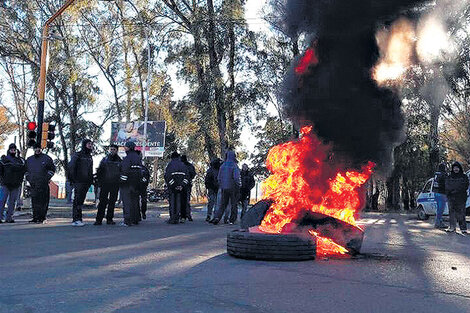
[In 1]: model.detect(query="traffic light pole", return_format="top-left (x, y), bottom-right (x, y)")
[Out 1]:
top-left (37, 0), bottom-right (76, 144)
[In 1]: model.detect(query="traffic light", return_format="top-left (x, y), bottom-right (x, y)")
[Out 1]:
top-left (41, 123), bottom-right (48, 149)
top-left (27, 121), bottom-right (37, 147)
top-left (47, 124), bottom-right (55, 149)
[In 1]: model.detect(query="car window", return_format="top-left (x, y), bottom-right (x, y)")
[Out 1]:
top-left (423, 181), bottom-right (432, 193)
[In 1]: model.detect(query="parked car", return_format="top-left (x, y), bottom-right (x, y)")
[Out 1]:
top-left (416, 171), bottom-right (470, 220)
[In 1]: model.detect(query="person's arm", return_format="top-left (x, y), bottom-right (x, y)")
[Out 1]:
top-left (46, 156), bottom-right (56, 180)
top-left (67, 153), bottom-right (78, 183)
top-left (233, 166), bottom-right (241, 188)
top-left (120, 157), bottom-right (130, 183)
top-left (249, 173), bottom-right (255, 190)
top-left (24, 159), bottom-right (31, 183)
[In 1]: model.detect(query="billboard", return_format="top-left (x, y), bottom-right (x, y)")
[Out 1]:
top-left (110, 121), bottom-right (166, 157)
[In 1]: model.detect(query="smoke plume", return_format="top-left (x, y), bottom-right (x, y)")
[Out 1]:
top-left (281, 0), bottom-right (430, 172)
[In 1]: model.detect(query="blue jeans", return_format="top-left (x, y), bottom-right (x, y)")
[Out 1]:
top-left (435, 193), bottom-right (447, 226)
top-left (0, 185), bottom-right (21, 221)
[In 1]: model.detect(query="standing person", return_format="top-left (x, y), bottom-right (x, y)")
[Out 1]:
top-left (181, 155), bottom-right (196, 221)
top-left (433, 163), bottom-right (447, 229)
top-left (119, 141), bottom-right (143, 226)
top-left (0, 144), bottom-right (26, 223)
top-left (204, 158), bottom-right (221, 222)
top-left (139, 163), bottom-right (150, 220)
top-left (445, 162), bottom-right (469, 234)
top-left (240, 164), bottom-right (255, 219)
top-left (210, 150), bottom-right (241, 225)
top-left (25, 143), bottom-right (55, 223)
top-left (94, 144), bottom-right (121, 225)
top-left (164, 152), bottom-right (189, 224)
top-left (68, 139), bottom-right (94, 227)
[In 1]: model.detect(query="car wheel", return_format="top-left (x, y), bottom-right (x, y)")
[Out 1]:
top-left (227, 230), bottom-right (316, 261)
top-left (417, 206), bottom-right (429, 220)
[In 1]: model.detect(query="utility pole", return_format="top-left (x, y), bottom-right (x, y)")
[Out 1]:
top-left (37, 0), bottom-right (76, 145)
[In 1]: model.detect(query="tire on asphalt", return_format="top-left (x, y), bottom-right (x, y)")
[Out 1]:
top-left (417, 206), bottom-right (429, 220)
top-left (227, 230), bottom-right (316, 261)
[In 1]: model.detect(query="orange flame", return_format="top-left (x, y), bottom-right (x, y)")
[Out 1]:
top-left (259, 126), bottom-right (374, 256)
top-left (309, 231), bottom-right (349, 256)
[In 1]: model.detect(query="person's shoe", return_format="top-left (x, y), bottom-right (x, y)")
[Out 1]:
top-left (462, 230), bottom-right (467, 234)
top-left (119, 221), bottom-right (130, 227)
top-left (205, 216), bottom-right (211, 222)
top-left (446, 227), bottom-right (456, 233)
top-left (180, 218), bottom-right (186, 224)
top-left (41, 220), bottom-right (47, 224)
top-left (29, 219), bottom-right (38, 223)
top-left (224, 220), bottom-right (229, 224)
top-left (6, 219), bottom-right (15, 223)
top-left (187, 215), bottom-right (193, 222)
top-left (142, 213), bottom-right (146, 220)
top-left (72, 221), bottom-right (80, 227)
top-left (211, 218), bottom-right (220, 225)
top-left (106, 220), bottom-right (116, 225)
top-left (77, 221), bottom-right (85, 227)
top-left (229, 222), bottom-right (234, 225)
top-left (93, 221), bottom-right (102, 226)
top-left (133, 221), bottom-right (139, 225)
top-left (0, 220), bottom-right (3, 224)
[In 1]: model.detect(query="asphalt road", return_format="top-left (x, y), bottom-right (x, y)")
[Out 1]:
top-left (0, 209), bottom-right (469, 313)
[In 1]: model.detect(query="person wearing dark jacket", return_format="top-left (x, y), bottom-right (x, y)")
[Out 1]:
top-left (445, 162), bottom-right (469, 233)
top-left (433, 163), bottom-right (447, 229)
top-left (210, 150), bottom-right (241, 225)
top-left (94, 144), bottom-right (121, 225)
top-left (204, 158), bottom-right (221, 222)
top-left (181, 155), bottom-right (196, 221)
top-left (164, 152), bottom-right (189, 224)
top-left (0, 144), bottom-right (26, 223)
top-left (119, 141), bottom-right (143, 226)
top-left (25, 143), bottom-right (55, 223)
top-left (68, 139), bottom-right (94, 226)
top-left (138, 159), bottom-right (150, 220)
top-left (240, 164), bottom-right (255, 219)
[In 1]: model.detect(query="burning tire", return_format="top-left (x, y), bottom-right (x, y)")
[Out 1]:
top-left (227, 230), bottom-right (316, 261)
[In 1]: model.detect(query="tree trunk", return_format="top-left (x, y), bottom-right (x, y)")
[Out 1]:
top-left (206, 0), bottom-right (227, 155)
top-left (386, 172), bottom-right (401, 210)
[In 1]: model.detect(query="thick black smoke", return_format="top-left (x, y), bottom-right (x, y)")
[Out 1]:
top-left (282, 0), bottom-right (429, 171)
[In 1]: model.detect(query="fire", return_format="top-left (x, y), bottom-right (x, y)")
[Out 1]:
top-left (258, 126), bottom-right (374, 256)
top-left (309, 231), bottom-right (349, 256)
top-left (295, 48), bottom-right (318, 75)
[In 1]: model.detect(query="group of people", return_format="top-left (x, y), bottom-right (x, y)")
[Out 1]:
top-left (204, 150), bottom-right (255, 225)
top-left (0, 139), bottom-right (150, 227)
top-left (1, 140), bottom-right (256, 226)
top-left (164, 148), bottom-right (255, 225)
top-left (68, 139), bottom-right (150, 227)
top-left (433, 161), bottom-right (468, 233)
top-left (0, 143), bottom-right (55, 224)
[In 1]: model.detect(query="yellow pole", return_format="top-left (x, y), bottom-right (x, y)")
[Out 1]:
top-left (37, 0), bottom-right (76, 144)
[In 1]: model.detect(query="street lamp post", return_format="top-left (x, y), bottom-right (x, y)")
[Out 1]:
top-left (37, 0), bottom-right (77, 145)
